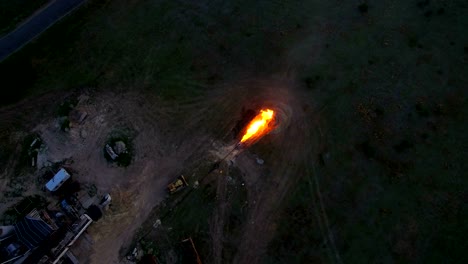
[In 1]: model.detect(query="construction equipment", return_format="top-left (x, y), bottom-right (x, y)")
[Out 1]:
top-left (105, 144), bottom-right (118, 160)
top-left (167, 175), bottom-right (188, 194)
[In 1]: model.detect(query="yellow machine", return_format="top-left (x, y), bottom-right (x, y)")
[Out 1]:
top-left (167, 175), bottom-right (188, 194)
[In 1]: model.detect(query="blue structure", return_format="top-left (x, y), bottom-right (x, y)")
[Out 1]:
top-left (14, 216), bottom-right (53, 250)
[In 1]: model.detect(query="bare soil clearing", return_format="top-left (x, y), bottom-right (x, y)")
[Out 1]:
top-left (0, 90), bottom-right (216, 262)
top-left (35, 91), bottom-right (220, 263)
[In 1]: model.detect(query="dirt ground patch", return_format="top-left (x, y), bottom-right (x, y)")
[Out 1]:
top-left (0, 90), bottom-right (215, 263)
top-left (0, 76), bottom-right (315, 264)
top-left (121, 77), bottom-right (322, 264)
top-left (35, 91), bottom-right (221, 263)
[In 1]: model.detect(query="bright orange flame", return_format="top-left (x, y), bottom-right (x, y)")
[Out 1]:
top-left (240, 109), bottom-right (275, 143)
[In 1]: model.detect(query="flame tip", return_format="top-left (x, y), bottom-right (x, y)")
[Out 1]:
top-left (240, 108), bottom-right (276, 143)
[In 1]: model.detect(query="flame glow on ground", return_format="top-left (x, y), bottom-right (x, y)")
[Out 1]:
top-left (240, 109), bottom-right (275, 143)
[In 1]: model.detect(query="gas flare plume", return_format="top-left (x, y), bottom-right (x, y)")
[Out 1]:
top-left (240, 109), bottom-right (275, 143)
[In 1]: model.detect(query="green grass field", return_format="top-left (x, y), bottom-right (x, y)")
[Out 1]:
top-left (0, 0), bottom-right (467, 263)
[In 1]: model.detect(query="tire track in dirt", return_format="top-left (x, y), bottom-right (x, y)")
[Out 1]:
top-left (209, 162), bottom-right (229, 264)
top-left (184, 77), bottom-right (322, 264)
top-left (84, 91), bottom-right (223, 263)
top-left (85, 93), bottom-right (187, 263)
top-left (1, 71), bottom-right (332, 264)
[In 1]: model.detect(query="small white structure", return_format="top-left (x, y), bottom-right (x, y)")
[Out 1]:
top-left (45, 168), bottom-right (71, 192)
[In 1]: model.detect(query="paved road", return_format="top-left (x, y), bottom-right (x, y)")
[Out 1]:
top-left (0, 0), bottom-right (87, 62)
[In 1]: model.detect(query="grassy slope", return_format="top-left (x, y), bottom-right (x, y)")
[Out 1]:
top-left (268, 1), bottom-right (467, 263)
top-left (0, 0), bottom-right (467, 263)
top-left (0, 0), bottom-right (199, 105)
top-left (0, 0), bottom-right (306, 105)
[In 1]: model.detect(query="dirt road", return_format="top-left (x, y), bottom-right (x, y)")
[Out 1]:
top-left (205, 79), bottom-right (324, 264)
